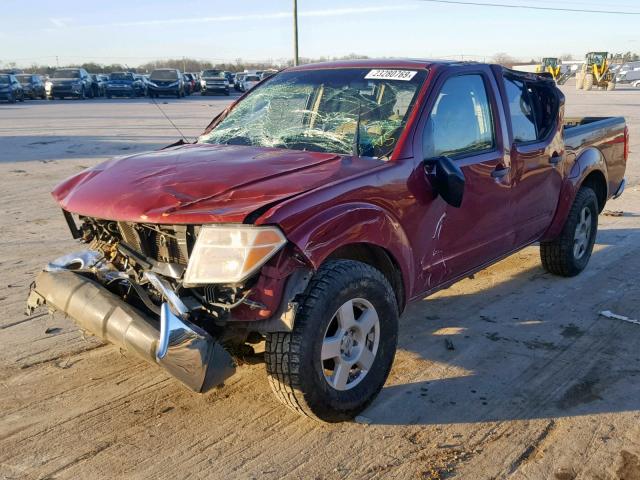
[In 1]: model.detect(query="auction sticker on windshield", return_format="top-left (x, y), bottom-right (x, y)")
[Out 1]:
top-left (364, 69), bottom-right (418, 81)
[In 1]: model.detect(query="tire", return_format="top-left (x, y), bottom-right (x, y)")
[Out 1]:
top-left (607, 81), bottom-right (616, 91)
top-left (575, 73), bottom-right (584, 90)
top-left (265, 260), bottom-right (399, 422)
top-left (584, 74), bottom-right (594, 91)
top-left (8, 93), bottom-right (15, 104)
top-left (540, 187), bottom-right (598, 277)
top-left (80, 87), bottom-right (86, 100)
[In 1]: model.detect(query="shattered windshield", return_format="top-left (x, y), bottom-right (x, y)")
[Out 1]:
top-left (199, 68), bottom-right (426, 158)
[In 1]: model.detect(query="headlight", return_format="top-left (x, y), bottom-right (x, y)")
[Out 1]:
top-left (200, 79), bottom-right (206, 87)
top-left (184, 225), bottom-right (287, 285)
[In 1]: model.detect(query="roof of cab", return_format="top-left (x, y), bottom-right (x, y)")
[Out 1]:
top-left (287, 58), bottom-right (473, 72)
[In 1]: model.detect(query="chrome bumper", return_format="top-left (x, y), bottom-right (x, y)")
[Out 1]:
top-left (27, 269), bottom-right (235, 392)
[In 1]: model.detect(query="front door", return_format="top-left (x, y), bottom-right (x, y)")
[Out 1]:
top-left (417, 68), bottom-right (515, 289)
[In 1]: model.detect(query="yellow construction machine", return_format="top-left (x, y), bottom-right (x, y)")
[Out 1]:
top-left (576, 52), bottom-right (616, 91)
top-left (536, 57), bottom-right (562, 81)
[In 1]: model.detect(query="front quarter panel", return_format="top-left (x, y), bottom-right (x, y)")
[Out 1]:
top-left (284, 202), bottom-right (414, 296)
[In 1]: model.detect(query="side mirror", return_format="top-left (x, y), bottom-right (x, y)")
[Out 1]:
top-left (424, 156), bottom-right (465, 208)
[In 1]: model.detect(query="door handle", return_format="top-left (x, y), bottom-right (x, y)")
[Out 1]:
top-left (491, 166), bottom-right (510, 179)
top-left (549, 153), bottom-right (562, 165)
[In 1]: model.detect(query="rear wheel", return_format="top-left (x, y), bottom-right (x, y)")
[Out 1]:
top-left (265, 260), bottom-right (399, 422)
top-left (540, 187), bottom-right (598, 277)
top-left (584, 74), bottom-right (594, 91)
top-left (607, 81), bottom-right (616, 91)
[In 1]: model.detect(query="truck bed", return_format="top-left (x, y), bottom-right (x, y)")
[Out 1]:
top-left (563, 116), bottom-right (627, 199)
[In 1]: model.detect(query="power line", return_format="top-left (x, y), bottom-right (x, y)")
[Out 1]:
top-left (416, 0), bottom-right (640, 15)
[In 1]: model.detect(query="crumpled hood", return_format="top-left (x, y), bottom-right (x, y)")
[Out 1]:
top-left (52, 143), bottom-right (381, 224)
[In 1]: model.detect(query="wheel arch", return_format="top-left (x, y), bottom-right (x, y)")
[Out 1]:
top-left (542, 147), bottom-right (608, 241)
top-left (284, 202), bottom-right (415, 311)
top-left (327, 243), bottom-right (406, 313)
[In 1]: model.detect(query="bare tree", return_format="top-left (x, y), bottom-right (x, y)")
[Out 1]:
top-left (492, 52), bottom-right (516, 67)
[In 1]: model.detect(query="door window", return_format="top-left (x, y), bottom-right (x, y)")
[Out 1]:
top-left (423, 74), bottom-right (495, 159)
top-left (504, 77), bottom-right (537, 143)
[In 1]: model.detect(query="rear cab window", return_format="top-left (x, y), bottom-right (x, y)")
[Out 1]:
top-left (423, 74), bottom-right (496, 159)
top-left (504, 74), bottom-right (560, 144)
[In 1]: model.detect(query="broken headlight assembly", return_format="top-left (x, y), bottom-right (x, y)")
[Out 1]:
top-left (183, 225), bottom-right (287, 285)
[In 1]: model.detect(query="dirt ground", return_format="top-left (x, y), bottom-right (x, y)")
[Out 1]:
top-left (1, 82), bottom-right (640, 480)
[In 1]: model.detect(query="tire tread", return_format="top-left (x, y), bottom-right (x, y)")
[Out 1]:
top-left (265, 260), bottom-right (396, 420)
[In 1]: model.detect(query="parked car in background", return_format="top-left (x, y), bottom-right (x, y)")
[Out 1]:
top-left (200, 69), bottom-right (230, 95)
top-left (183, 74), bottom-right (194, 96)
top-left (234, 73), bottom-right (246, 91)
top-left (223, 71), bottom-right (235, 86)
top-left (105, 72), bottom-right (146, 98)
top-left (187, 73), bottom-right (201, 92)
top-left (16, 74), bottom-right (46, 99)
top-left (240, 74), bottom-right (261, 92)
top-left (185, 73), bottom-right (198, 94)
top-left (134, 75), bottom-right (148, 96)
top-left (147, 69), bottom-right (184, 98)
top-left (615, 61), bottom-right (640, 84)
top-left (0, 74), bottom-right (25, 103)
top-left (43, 75), bottom-right (53, 99)
top-left (49, 68), bottom-right (93, 99)
top-left (260, 69), bottom-right (278, 80)
top-left (90, 74), bottom-right (106, 97)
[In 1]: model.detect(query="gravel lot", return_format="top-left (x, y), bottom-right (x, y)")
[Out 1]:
top-left (1, 83), bottom-right (640, 480)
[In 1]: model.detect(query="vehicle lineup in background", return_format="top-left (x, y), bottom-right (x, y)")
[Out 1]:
top-left (0, 73), bottom-right (25, 103)
top-left (27, 59), bottom-right (628, 422)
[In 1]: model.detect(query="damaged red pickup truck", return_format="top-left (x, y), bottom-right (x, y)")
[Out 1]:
top-left (28, 60), bottom-right (628, 422)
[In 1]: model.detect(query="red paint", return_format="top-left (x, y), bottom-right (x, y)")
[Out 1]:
top-left (52, 60), bottom-right (627, 320)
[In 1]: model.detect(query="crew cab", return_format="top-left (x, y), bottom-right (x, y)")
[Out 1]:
top-left (28, 60), bottom-right (628, 422)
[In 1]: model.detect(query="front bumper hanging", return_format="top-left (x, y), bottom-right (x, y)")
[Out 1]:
top-left (27, 266), bottom-right (235, 392)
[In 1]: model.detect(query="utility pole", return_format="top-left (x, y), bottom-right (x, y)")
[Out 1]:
top-left (56, 56), bottom-right (59, 67)
top-left (293, 0), bottom-right (299, 66)
top-left (182, 56), bottom-right (186, 73)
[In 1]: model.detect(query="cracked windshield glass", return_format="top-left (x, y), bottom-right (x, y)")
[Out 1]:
top-left (199, 68), bottom-right (427, 158)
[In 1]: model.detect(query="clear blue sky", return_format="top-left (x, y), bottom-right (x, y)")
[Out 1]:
top-left (2, 0), bottom-right (639, 67)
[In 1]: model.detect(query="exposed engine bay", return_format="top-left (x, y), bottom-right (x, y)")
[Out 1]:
top-left (63, 213), bottom-right (261, 339)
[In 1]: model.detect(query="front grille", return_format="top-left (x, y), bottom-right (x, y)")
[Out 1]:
top-left (117, 222), bottom-right (190, 265)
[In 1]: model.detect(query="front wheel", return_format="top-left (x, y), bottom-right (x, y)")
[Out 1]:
top-left (265, 260), bottom-right (398, 422)
top-left (540, 187), bottom-right (598, 277)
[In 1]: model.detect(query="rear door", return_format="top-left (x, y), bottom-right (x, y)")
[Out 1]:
top-left (419, 66), bottom-right (515, 286)
top-left (500, 73), bottom-right (564, 245)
